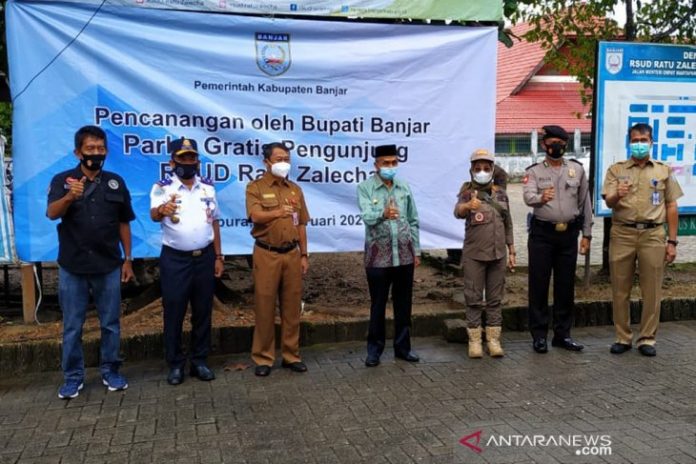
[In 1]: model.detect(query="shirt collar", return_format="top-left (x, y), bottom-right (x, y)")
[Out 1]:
top-left (72, 163), bottom-right (103, 182)
top-left (626, 157), bottom-right (654, 168)
top-left (373, 174), bottom-right (403, 190)
top-left (171, 174), bottom-right (201, 190)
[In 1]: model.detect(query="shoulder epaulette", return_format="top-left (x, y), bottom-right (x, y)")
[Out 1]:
top-left (569, 158), bottom-right (582, 165)
top-left (525, 163), bottom-right (539, 171)
top-left (156, 177), bottom-right (173, 186)
top-left (200, 176), bottom-right (214, 186)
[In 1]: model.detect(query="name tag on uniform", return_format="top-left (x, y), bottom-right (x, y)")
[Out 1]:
top-left (262, 193), bottom-right (276, 199)
top-left (652, 191), bottom-right (660, 206)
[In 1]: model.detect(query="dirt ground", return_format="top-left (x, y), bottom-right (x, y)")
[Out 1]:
top-left (1, 253), bottom-right (696, 344)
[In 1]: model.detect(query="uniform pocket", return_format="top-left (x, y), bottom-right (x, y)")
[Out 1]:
top-left (261, 198), bottom-right (280, 210)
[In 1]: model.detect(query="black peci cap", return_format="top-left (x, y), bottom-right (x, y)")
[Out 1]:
top-left (374, 144), bottom-right (397, 158)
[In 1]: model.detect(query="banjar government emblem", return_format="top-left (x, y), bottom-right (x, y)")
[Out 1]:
top-left (605, 48), bottom-right (623, 75)
top-left (256, 33), bottom-right (291, 76)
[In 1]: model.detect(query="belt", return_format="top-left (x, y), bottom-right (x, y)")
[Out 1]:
top-left (163, 243), bottom-right (212, 257)
top-left (619, 222), bottom-right (663, 230)
top-left (255, 240), bottom-right (298, 254)
top-left (532, 216), bottom-right (581, 232)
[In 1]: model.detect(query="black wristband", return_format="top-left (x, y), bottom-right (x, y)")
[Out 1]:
top-left (667, 239), bottom-right (678, 246)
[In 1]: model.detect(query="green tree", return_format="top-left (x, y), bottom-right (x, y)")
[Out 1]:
top-left (506, 0), bottom-right (696, 104)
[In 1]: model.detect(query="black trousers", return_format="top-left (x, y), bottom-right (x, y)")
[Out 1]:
top-left (527, 221), bottom-right (579, 340)
top-left (159, 244), bottom-right (215, 368)
top-left (366, 264), bottom-right (414, 358)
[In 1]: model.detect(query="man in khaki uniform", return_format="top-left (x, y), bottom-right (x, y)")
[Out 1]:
top-left (246, 142), bottom-right (310, 376)
top-left (602, 123), bottom-right (682, 357)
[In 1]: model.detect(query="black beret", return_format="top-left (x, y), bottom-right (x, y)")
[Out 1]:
top-left (374, 144), bottom-right (397, 158)
top-left (541, 125), bottom-right (569, 142)
top-left (169, 137), bottom-right (199, 156)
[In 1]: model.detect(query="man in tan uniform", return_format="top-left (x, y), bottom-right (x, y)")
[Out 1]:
top-left (246, 142), bottom-right (310, 376)
top-left (602, 123), bottom-right (682, 357)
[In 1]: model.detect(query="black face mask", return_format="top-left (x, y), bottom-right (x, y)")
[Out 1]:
top-left (173, 162), bottom-right (198, 180)
top-left (80, 155), bottom-right (106, 171)
top-left (546, 142), bottom-right (566, 159)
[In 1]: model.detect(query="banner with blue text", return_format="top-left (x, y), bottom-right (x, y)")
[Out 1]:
top-left (7, 0), bottom-right (496, 259)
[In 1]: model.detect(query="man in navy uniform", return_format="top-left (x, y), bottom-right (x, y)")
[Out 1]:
top-left (150, 137), bottom-right (224, 385)
top-left (47, 125), bottom-right (135, 399)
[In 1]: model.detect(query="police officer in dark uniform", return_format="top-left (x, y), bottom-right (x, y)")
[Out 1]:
top-left (150, 137), bottom-right (224, 385)
top-left (523, 125), bottom-right (592, 353)
top-left (47, 125), bottom-right (135, 399)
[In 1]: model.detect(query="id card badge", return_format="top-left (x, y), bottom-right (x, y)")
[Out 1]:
top-left (292, 211), bottom-right (299, 226)
top-left (651, 191), bottom-right (660, 206)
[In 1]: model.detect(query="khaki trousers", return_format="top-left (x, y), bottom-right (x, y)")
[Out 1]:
top-left (251, 245), bottom-right (302, 366)
top-left (609, 224), bottom-right (665, 346)
top-left (461, 256), bottom-right (505, 328)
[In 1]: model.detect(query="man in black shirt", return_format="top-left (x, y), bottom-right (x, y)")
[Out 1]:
top-left (47, 125), bottom-right (135, 399)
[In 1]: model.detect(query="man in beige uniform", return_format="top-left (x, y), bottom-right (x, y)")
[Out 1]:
top-left (246, 142), bottom-right (310, 376)
top-left (602, 123), bottom-right (682, 357)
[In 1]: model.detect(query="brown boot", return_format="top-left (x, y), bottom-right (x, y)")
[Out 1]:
top-left (467, 327), bottom-right (483, 358)
top-left (485, 326), bottom-right (505, 357)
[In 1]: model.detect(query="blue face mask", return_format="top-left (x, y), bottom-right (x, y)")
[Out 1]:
top-left (379, 167), bottom-right (397, 180)
top-left (630, 142), bottom-right (650, 159)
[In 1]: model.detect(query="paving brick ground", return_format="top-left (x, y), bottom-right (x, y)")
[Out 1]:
top-left (1, 321), bottom-right (695, 464)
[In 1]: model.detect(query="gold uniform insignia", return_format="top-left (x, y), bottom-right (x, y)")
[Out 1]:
top-left (568, 168), bottom-right (576, 178)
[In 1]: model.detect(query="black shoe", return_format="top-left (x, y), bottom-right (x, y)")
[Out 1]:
top-left (551, 337), bottom-right (584, 351)
top-left (190, 363), bottom-right (215, 381)
top-left (638, 345), bottom-right (656, 357)
top-left (281, 361), bottom-right (308, 373)
top-left (395, 352), bottom-right (420, 362)
top-left (167, 367), bottom-right (184, 386)
top-left (610, 343), bottom-right (632, 354)
top-left (533, 338), bottom-right (548, 353)
top-left (254, 365), bottom-right (271, 377)
top-left (365, 356), bottom-right (380, 367)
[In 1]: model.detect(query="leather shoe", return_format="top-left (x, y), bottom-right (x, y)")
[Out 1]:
top-left (533, 338), bottom-right (548, 353)
top-left (551, 337), bottom-right (584, 351)
top-left (638, 344), bottom-right (656, 357)
top-left (610, 343), bottom-right (632, 354)
top-left (281, 361), bottom-right (308, 373)
top-left (395, 352), bottom-right (420, 362)
top-left (167, 367), bottom-right (184, 385)
top-left (255, 365), bottom-right (271, 377)
top-left (365, 356), bottom-right (380, 367)
top-left (190, 363), bottom-right (215, 381)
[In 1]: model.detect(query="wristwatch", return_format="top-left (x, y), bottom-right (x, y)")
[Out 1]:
top-left (667, 239), bottom-right (678, 246)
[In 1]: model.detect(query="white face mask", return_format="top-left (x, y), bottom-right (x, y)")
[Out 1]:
top-left (271, 161), bottom-right (291, 178)
top-left (473, 170), bottom-right (493, 185)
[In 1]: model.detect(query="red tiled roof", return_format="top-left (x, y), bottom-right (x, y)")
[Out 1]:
top-left (496, 22), bottom-right (591, 134)
top-left (496, 82), bottom-right (592, 134)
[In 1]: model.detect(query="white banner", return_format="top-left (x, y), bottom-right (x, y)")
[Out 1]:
top-left (7, 1), bottom-right (497, 259)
